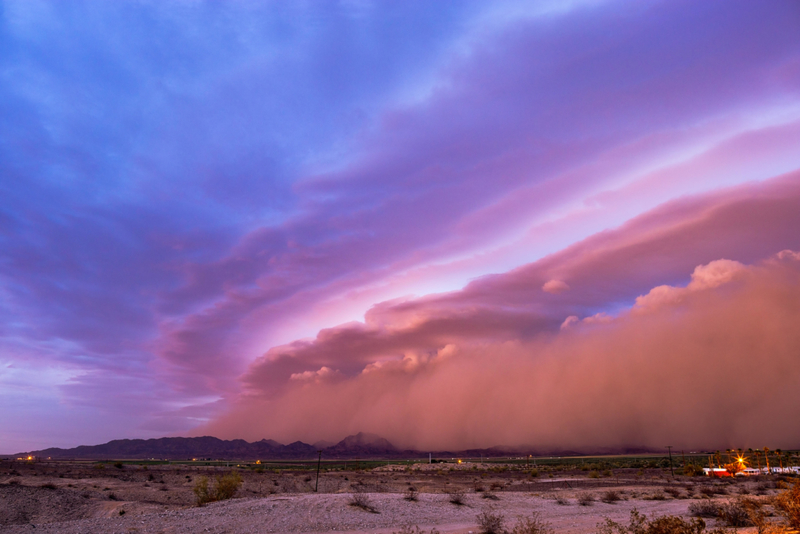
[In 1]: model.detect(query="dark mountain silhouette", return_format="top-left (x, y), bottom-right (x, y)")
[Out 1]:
top-left (24, 436), bottom-right (315, 460)
top-left (18, 434), bottom-right (661, 460)
top-left (322, 432), bottom-right (397, 457)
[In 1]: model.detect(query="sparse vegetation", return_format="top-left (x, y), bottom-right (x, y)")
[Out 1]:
top-left (774, 479), bottom-right (800, 530)
top-left (393, 526), bottom-right (440, 534)
top-left (718, 499), bottom-right (752, 527)
top-left (578, 492), bottom-right (595, 506)
top-left (477, 510), bottom-right (506, 534)
top-left (601, 490), bottom-right (621, 503)
top-left (403, 487), bottom-right (418, 501)
top-left (348, 490), bottom-right (379, 513)
top-left (597, 508), bottom-right (731, 534)
top-left (476, 511), bottom-right (554, 534)
top-left (447, 489), bottom-right (466, 505)
top-left (689, 501), bottom-right (721, 518)
top-left (510, 512), bottom-right (554, 534)
top-left (193, 471), bottom-right (243, 506)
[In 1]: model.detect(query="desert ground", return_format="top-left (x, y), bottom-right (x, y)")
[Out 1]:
top-left (0, 458), bottom-right (794, 533)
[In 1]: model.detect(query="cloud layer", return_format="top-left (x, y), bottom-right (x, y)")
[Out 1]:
top-left (204, 249), bottom-right (800, 451)
top-left (200, 175), bottom-right (800, 449)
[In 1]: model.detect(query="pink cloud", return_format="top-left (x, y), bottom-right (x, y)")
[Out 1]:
top-left (635, 259), bottom-right (746, 311)
top-left (195, 173), bottom-right (800, 449)
top-left (542, 279), bottom-right (570, 294)
top-left (200, 250), bottom-right (800, 450)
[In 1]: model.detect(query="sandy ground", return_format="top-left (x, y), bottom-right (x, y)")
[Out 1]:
top-left (0, 489), bottom-right (724, 534)
top-left (0, 460), bottom-right (788, 534)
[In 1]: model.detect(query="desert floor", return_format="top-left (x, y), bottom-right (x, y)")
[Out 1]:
top-left (0, 460), bottom-right (789, 533)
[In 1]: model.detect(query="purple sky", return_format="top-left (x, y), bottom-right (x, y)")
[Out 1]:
top-left (2, 0), bottom-right (800, 453)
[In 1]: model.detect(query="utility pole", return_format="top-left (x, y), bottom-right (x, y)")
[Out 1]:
top-left (666, 446), bottom-right (674, 477)
top-left (315, 451), bottom-right (322, 492)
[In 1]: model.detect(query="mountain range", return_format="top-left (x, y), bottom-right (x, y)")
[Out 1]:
top-left (16, 433), bottom-right (657, 460)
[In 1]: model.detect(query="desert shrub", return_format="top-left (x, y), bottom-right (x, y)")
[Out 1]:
top-left (601, 490), bottom-right (621, 503)
top-left (603, 470), bottom-right (613, 477)
top-left (683, 464), bottom-right (704, 477)
top-left (40, 483), bottom-right (57, 489)
top-left (645, 515), bottom-right (707, 534)
top-left (699, 486), bottom-right (728, 497)
top-left (597, 508), bottom-right (722, 534)
top-left (578, 492), bottom-right (595, 506)
top-left (448, 489), bottom-right (466, 505)
top-left (404, 487), bottom-right (418, 502)
top-left (555, 495), bottom-right (569, 505)
top-left (108, 492), bottom-right (118, 501)
top-left (477, 510), bottom-right (505, 534)
top-left (510, 512), bottom-right (553, 534)
top-left (216, 472), bottom-right (243, 500)
top-left (483, 491), bottom-right (500, 500)
top-left (393, 527), bottom-right (440, 534)
top-left (589, 470), bottom-right (601, 479)
top-left (528, 469), bottom-right (539, 478)
top-left (689, 501), bottom-right (721, 518)
top-left (349, 491), bottom-right (378, 513)
top-left (718, 499), bottom-right (752, 527)
top-left (774, 479), bottom-right (800, 530)
top-left (597, 508), bottom-right (649, 534)
top-left (739, 499), bottom-right (772, 534)
top-left (664, 487), bottom-right (681, 498)
top-left (114, 462), bottom-right (123, 469)
top-left (193, 471), bottom-right (243, 506)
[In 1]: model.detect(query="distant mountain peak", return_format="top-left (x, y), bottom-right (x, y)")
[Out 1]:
top-left (331, 432), bottom-right (397, 451)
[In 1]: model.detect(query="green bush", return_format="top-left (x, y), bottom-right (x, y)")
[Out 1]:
top-left (193, 471), bottom-right (243, 506)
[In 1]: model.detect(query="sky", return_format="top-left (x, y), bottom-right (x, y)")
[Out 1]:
top-left (2, 0), bottom-right (800, 454)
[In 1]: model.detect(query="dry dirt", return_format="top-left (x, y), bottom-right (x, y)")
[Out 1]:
top-left (0, 460), bottom-right (787, 534)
